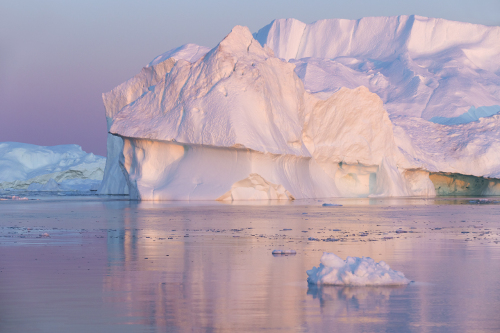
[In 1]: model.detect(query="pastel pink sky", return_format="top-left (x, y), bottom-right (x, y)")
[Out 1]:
top-left (1, 0), bottom-right (499, 156)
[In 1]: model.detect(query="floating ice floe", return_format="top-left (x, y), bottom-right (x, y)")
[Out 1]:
top-left (307, 253), bottom-right (411, 286)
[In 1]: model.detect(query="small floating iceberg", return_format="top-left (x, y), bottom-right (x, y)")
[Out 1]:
top-left (307, 252), bottom-right (410, 286)
top-left (322, 203), bottom-right (342, 207)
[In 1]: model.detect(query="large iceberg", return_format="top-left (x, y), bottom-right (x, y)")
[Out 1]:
top-left (99, 16), bottom-right (500, 200)
top-left (0, 142), bottom-right (105, 191)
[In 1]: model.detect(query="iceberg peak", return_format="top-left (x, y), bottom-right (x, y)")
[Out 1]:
top-left (215, 25), bottom-right (272, 59)
top-left (220, 25), bottom-right (254, 49)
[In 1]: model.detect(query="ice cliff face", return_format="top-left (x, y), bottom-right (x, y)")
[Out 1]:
top-left (100, 16), bottom-right (500, 200)
top-left (0, 142), bottom-right (105, 191)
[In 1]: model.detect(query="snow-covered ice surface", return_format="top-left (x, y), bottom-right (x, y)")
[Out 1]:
top-left (100, 16), bottom-right (500, 200)
top-left (1, 197), bottom-right (500, 332)
top-left (0, 142), bottom-right (105, 192)
top-left (307, 252), bottom-right (410, 286)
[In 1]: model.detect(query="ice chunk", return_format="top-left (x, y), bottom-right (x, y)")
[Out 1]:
top-left (307, 253), bottom-right (411, 286)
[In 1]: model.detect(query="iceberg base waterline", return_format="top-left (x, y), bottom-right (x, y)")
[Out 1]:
top-left (101, 136), bottom-right (430, 201)
top-left (98, 136), bottom-right (500, 201)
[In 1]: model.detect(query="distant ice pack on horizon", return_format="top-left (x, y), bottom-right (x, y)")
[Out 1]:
top-left (99, 15), bottom-right (500, 201)
top-left (0, 142), bottom-right (105, 192)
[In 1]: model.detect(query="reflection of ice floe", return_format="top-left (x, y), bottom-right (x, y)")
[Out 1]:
top-left (308, 284), bottom-right (407, 301)
top-left (322, 203), bottom-right (342, 207)
top-left (272, 249), bottom-right (296, 255)
top-left (307, 253), bottom-right (410, 286)
top-left (307, 284), bottom-right (407, 311)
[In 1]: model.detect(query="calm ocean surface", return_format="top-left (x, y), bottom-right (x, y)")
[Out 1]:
top-left (1, 195), bottom-right (499, 332)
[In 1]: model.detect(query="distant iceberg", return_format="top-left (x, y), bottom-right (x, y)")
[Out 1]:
top-left (0, 142), bottom-right (105, 191)
top-left (99, 16), bottom-right (500, 200)
top-left (0, 195), bottom-right (29, 201)
top-left (307, 253), bottom-right (411, 286)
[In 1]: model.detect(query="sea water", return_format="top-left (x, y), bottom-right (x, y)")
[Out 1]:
top-left (1, 194), bottom-right (499, 332)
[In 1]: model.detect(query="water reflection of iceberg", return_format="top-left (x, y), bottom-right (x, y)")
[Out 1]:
top-left (307, 285), bottom-right (407, 309)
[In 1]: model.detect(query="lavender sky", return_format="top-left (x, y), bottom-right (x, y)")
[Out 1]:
top-left (1, 0), bottom-right (499, 156)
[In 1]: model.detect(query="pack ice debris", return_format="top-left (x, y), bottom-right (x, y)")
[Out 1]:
top-left (307, 252), bottom-right (411, 286)
top-left (0, 142), bottom-right (106, 191)
top-left (99, 16), bottom-right (500, 200)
